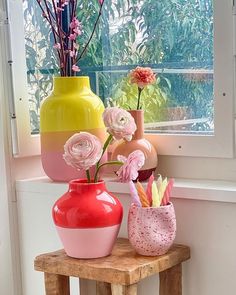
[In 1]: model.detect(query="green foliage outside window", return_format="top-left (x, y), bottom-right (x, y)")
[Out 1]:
top-left (23, 0), bottom-right (213, 133)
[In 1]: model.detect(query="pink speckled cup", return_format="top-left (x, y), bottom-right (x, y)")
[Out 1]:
top-left (128, 203), bottom-right (176, 256)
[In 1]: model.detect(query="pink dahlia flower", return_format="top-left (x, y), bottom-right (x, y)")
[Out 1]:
top-left (129, 66), bottom-right (156, 89)
top-left (103, 107), bottom-right (136, 141)
top-left (63, 132), bottom-right (103, 171)
top-left (116, 150), bottom-right (145, 182)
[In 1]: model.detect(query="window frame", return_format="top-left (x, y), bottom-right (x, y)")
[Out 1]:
top-left (7, 0), bottom-right (40, 157)
top-left (7, 0), bottom-right (235, 158)
top-left (0, 2), bottom-right (22, 292)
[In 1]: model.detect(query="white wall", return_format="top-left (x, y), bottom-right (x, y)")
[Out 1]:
top-left (16, 180), bottom-right (236, 295)
top-left (0, 138), bottom-right (15, 295)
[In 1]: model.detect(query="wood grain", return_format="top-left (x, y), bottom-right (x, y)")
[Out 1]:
top-left (44, 273), bottom-right (70, 295)
top-left (159, 263), bottom-right (182, 295)
top-left (34, 238), bottom-right (190, 286)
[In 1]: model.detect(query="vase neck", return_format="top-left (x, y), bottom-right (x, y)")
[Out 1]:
top-left (129, 110), bottom-right (144, 140)
top-left (53, 76), bottom-right (91, 94)
top-left (69, 179), bottom-right (106, 194)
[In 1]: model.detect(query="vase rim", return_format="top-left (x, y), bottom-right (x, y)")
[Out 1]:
top-left (131, 202), bottom-right (173, 210)
top-left (53, 76), bottom-right (89, 80)
top-left (69, 178), bottom-right (105, 186)
top-left (128, 109), bottom-right (144, 113)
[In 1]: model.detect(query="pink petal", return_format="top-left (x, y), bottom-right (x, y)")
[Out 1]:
top-left (72, 65), bottom-right (80, 72)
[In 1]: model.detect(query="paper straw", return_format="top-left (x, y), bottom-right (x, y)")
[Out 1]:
top-left (159, 177), bottom-right (168, 205)
top-left (136, 181), bottom-right (150, 207)
top-left (151, 181), bottom-right (160, 207)
top-left (146, 173), bottom-right (154, 205)
top-left (161, 178), bottom-right (174, 206)
top-left (129, 181), bottom-right (142, 207)
top-left (156, 175), bottom-right (162, 194)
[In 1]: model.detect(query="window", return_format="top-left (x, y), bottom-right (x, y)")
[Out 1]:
top-left (8, 0), bottom-right (234, 157)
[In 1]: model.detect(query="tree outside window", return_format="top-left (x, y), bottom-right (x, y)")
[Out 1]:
top-left (23, 0), bottom-right (213, 135)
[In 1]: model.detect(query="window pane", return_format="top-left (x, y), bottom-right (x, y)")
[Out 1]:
top-left (23, 0), bottom-right (57, 134)
top-left (23, 0), bottom-right (213, 135)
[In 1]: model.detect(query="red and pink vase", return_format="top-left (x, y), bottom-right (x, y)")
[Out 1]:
top-left (52, 179), bottom-right (123, 258)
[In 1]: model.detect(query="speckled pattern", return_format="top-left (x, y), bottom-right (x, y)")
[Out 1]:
top-left (128, 203), bottom-right (176, 256)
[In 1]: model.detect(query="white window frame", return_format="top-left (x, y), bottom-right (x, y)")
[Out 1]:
top-left (6, 0), bottom-right (40, 157)
top-left (0, 2), bottom-right (22, 293)
top-left (7, 0), bottom-right (235, 158)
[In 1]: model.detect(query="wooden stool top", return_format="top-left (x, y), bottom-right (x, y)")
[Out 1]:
top-left (34, 238), bottom-right (190, 285)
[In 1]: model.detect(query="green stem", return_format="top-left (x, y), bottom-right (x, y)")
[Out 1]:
top-left (95, 134), bottom-right (113, 171)
top-left (137, 87), bottom-right (143, 110)
top-left (86, 169), bottom-right (91, 183)
top-left (94, 161), bottom-right (123, 183)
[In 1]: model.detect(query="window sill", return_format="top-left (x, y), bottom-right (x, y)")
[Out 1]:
top-left (15, 176), bottom-right (236, 203)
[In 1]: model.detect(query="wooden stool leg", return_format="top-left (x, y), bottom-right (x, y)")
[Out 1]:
top-left (159, 263), bottom-right (182, 295)
top-left (79, 278), bottom-right (90, 295)
top-left (111, 284), bottom-right (137, 295)
top-left (96, 281), bottom-right (112, 295)
top-left (44, 273), bottom-right (70, 295)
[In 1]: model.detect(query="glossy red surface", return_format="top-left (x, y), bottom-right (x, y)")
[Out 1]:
top-left (52, 179), bottom-right (123, 228)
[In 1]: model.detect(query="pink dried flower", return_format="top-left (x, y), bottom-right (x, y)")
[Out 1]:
top-left (56, 6), bottom-right (64, 12)
top-left (69, 50), bottom-right (75, 57)
top-left (116, 150), bottom-right (145, 182)
top-left (69, 33), bottom-right (77, 41)
top-left (63, 132), bottom-right (103, 171)
top-left (36, 0), bottom-right (105, 76)
top-left (72, 64), bottom-right (80, 72)
top-left (129, 66), bottom-right (156, 89)
top-left (70, 17), bottom-right (81, 29)
top-left (73, 27), bottom-right (82, 36)
top-left (103, 107), bottom-right (136, 141)
top-left (62, 0), bottom-right (69, 6)
top-left (53, 43), bottom-right (61, 50)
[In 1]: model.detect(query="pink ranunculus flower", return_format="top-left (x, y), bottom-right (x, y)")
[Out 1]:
top-left (129, 66), bottom-right (156, 89)
top-left (103, 107), bottom-right (136, 141)
top-left (116, 150), bottom-right (145, 182)
top-left (63, 132), bottom-right (103, 171)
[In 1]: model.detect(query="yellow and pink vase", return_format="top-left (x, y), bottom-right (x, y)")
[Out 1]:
top-left (40, 76), bottom-right (107, 182)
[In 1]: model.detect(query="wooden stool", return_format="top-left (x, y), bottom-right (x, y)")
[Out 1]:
top-left (34, 238), bottom-right (190, 295)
